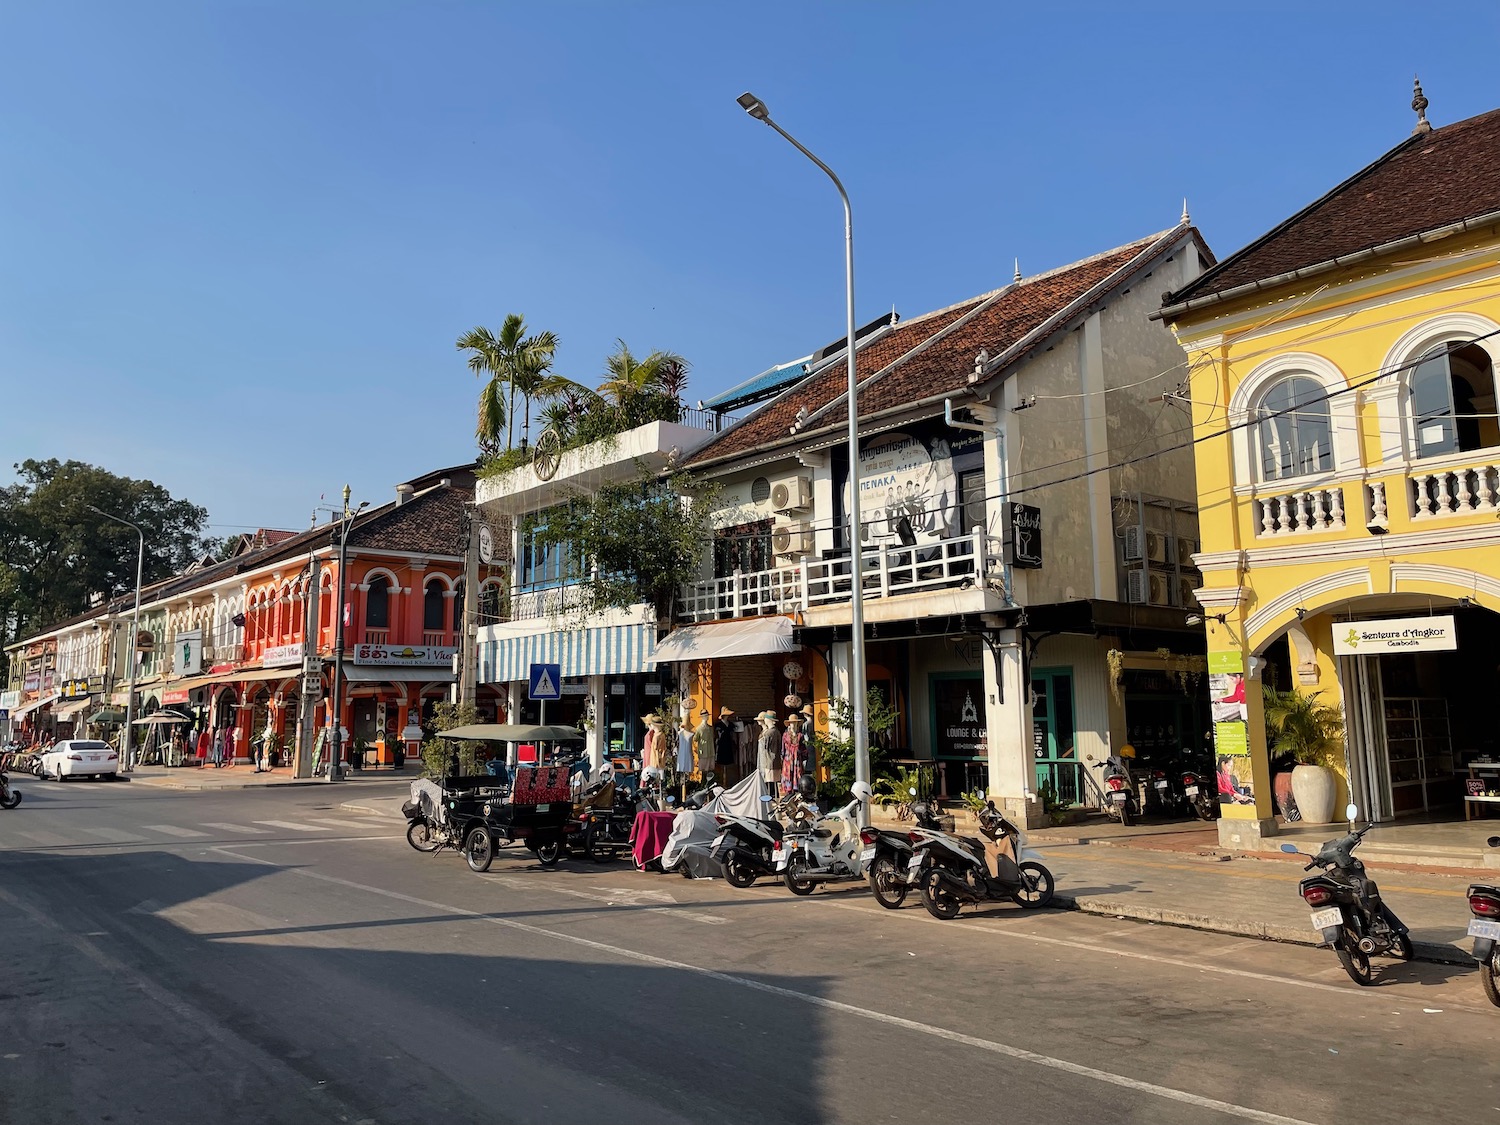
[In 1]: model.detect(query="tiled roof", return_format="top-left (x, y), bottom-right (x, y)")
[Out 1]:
top-left (687, 230), bottom-right (1180, 467)
top-left (349, 483), bottom-right (495, 558)
top-left (1167, 107), bottom-right (1500, 309)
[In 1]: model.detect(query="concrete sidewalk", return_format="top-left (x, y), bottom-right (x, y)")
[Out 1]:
top-left (340, 791), bottom-right (1488, 964)
top-left (127, 763), bottom-right (421, 791)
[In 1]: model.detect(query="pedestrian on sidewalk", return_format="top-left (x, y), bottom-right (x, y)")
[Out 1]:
top-left (209, 727), bottom-right (223, 769)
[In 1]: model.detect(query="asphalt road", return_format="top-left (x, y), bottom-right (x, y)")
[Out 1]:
top-left (0, 772), bottom-right (1495, 1125)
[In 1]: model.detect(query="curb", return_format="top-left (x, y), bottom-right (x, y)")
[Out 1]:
top-left (1055, 892), bottom-right (1473, 965)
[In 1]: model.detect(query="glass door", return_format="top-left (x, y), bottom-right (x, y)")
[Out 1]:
top-left (1032, 667), bottom-right (1079, 805)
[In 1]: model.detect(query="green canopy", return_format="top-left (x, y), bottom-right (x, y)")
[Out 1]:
top-left (88, 709), bottom-right (126, 724)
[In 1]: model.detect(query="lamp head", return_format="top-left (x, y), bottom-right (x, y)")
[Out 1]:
top-left (737, 91), bottom-right (771, 122)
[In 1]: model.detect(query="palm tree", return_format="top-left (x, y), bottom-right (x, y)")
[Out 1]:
top-left (1263, 686), bottom-right (1345, 769)
top-left (456, 316), bottom-right (558, 452)
top-left (600, 340), bottom-right (689, 407)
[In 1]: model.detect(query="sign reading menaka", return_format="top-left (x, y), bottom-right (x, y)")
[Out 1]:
top-left (1332, 614), bottom-right (1457, 656)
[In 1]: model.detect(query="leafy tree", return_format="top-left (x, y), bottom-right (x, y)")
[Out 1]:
top-left (456, 315), bottom-right (559, 454)
top-left (809, 689), bottom-right (897, 802)
top-left (1262, 685), bottom-right (1345, 769)
top-left (0, 459), bottom-right (210, 648)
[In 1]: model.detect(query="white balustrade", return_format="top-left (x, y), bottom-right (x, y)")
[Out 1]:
top-left (1409, 460), bottom-right (1500, 519)
top-left (678, 563), bottom-right (804, 623)
top-left (1251, 486), bottom-right (1347, 537)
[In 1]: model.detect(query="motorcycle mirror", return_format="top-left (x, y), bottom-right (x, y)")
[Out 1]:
top-left (908, 787), bottom-right (917, 797)
top-left (977, 790), bottom-right (987, 802)
top-left (1279, 843), bottom-right (1301, 854)
top-left (1345, 803), bottom-right (1359, 821)
top-left (760, 794), bottom-right (774, 803)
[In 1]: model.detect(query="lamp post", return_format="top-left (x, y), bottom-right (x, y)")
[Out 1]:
top-left (327, 488), bottom-right (369, 782)
top-left (736, 91), bottom-right (870, 820)
top-left (89, 505), bottom-right (144, 773)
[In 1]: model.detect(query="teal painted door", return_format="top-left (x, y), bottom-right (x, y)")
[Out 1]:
top-left (1031, 667), bottom-right (1080, 805)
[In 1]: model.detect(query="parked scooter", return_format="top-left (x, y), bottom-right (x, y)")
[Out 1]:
top-left (0, 753), bottom-right (22, 810)
top-left (1146, 765), bottom-right (1191, 818)
top-left (1466, 835), bottom-right (1500, 1007)
top-left (572, 778), bottom-right (640, 862)
top-left (909, 793), bottom-right (1055, 919)
top-left (1280, 804), bottom-right (1413, 985)
top-left (778, 783), bottom-right (872, 894)
top-left (1178, 758), bottom-right (1219, 821)
top-left (711, 793), bottom-right (799, 888)
top-left (861, 791), bottom-right (943, 909)
top-left (1093, 755), bottom-right (1139, 825)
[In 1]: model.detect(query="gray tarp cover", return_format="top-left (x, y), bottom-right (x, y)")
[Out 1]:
top-left (659, 773), bottom-right (764, 874)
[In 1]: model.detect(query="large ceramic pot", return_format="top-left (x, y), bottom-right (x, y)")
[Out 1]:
top-left (1290, 764), bottom-right (1336, 825)
top-left (1273, 771), bottom-right (1300, 821)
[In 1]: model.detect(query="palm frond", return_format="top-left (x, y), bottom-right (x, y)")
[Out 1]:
top-left (476, 378), bottom-right (506, 449)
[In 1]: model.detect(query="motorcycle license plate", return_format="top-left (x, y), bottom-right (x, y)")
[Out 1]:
top-left (1154, 780), bottom-right (1169, 789)
top-left (1110, 792), bottom-right (1128, 803)
top-left (1184, 785), bottom-right (1199, 796)
top-left (1468, 918), bottom-right (1500, 940)
top-left (859, 846), bottom-right (876, 864)
top-left (1309, 907), bottom-right (1343, 931)
top-left (906, 854), bottom-right (923, 870)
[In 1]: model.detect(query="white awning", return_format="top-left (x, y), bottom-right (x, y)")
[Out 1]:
top-left (649, 617), bottom-right (796, 664)
top-left (11, 694), bottom-right (59, 721)
top-left (54, 698), bottom-right (92, 720)
top-left (478, 621), bottom-right (656, 684)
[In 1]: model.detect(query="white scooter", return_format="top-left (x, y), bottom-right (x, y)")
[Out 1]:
top-left (777, 782), bottom-right (872, 895)
top-left (907, 791), bottom-right (1055, 918)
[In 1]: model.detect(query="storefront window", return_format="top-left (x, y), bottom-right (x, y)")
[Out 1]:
top-left (366, 577), bottom-right (390, 629)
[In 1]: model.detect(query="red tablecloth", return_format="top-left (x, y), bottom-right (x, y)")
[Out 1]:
top-left (630, 810), bottom-right (677, 869)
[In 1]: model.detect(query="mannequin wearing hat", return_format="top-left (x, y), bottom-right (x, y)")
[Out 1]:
top-left (714, 706), bottom-right (738, 779)
top-left (641, 715), bottom-right (662, 782)
top-left (780, 712), bottom-right (806, 796)
top-left (692, 709), bottom-right (714, 776)
top-left (756, 710), bottom-right (780, 790)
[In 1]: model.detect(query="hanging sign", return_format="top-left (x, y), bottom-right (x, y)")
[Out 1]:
top-left (261, 643), bottom-right (304, 668)
top-left (176, 629), bottom-right (203, 676)
top-left (1006, 503), bottom-right (1042, 569)
top-left (1332, 615), bottom-right (1457, 656)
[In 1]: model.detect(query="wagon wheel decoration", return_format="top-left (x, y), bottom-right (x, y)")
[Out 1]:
top-left (532, 428), bottom-right (564, 481)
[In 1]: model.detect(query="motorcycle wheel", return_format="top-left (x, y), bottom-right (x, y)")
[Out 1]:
top-left (868, 854), bottom-right (908, 910)
top-left (1013, 861), bottom-right (1055, 909)
top-left (533, 838), bottom-right (562, 868)
top-left (1392, 931), bottom-right (1414, 961)
top-left (919, 870), bottom-right (963, 920)
top-left (783, 849), bottom-right (817, 896)
top-left (722, 849), bottom-right (756, 888)
top-left (465, 827), bottom-right (495, 873)
top-left (1335, 935), bottom-right (1374, 986)
top-left (581, 825), bottom-right (609, 864)
top-left (405, 820), bottom-right (439, 853)
top-left (1117, 801), bottom-right (1131, 827)
top-left (1482, 954), bottom-right (1500, 1009)
top-left (0, 788), bottom-right (20, 810)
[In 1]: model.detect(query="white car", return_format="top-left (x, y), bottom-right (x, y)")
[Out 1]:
top-left (39, 739), bottom-right (120, 781)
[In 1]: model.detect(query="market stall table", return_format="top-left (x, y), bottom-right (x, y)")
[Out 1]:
top-left (630, 810), bottom-right (676, 869)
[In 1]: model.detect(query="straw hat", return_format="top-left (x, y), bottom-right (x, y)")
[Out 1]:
top-left (756, 710), bottom-right (778, 723)
top-left (787, 712), bottom-right (804, 725)
top-left (719, 706), bottom-right (734, 719)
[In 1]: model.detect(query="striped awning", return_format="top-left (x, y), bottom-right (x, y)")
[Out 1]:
top-left (478, 622), bottom-right (656, 684)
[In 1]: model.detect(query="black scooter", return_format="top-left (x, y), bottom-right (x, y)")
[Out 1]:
top-left (711, 794), bottom-right (799, 888)
top-left (0, 754), bottom-right (22, 810)
top-left (1281, 804), bottom-right (1413, 985)
top-left (1466, 835), bottom-right (1500, 1007)
top-left (860, 795), bottom-right (941, 909)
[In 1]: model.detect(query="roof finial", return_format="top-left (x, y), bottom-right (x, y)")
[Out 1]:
top-left (1181, 197), bottom-right (1190, 224)
top-left (1412, 75), bottom-right (1431, 135)
top-left (1013, 258), bottom-right (1022, 282)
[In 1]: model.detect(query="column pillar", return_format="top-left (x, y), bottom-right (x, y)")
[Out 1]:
top-left (1202, 605), bottom-right (1277, 849)
top-left (984, 627), bottom-right (1041, 826)
top-left (586, 674), bottom-right (606, 770)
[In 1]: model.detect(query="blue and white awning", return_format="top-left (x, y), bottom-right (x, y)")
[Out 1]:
top-left (478, 622), bottom-right (657, 684)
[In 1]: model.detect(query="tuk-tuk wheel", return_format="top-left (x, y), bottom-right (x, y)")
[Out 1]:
top-left (465, 827), bottom-right (495, 873)
top-left (533, 838), bottom-right (562, 867)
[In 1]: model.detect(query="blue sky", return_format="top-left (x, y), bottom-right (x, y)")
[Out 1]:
top-left (3, 2), bottom-right (1497, 534)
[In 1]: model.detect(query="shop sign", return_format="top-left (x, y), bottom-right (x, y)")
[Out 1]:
top-left (61, 678), bottom-right (91, 700)
top-left (1006, 504), bottom-right (1042, 569)
top-left (561, 682), bottom-right (590, 696)
top-left (0, 690), bottom-right (19, 709)
top-left (261, 644), bottom-right (305, 668)
top-left (87, 675), bottom-right (105, 694)
top-left (163, 689), bottom-right (190, 705)
top-left (843, 422), bottom-right (984, 549)
top-left (1332, 615), bottom-right (1457, 656)
top-left (644, 683), bottom-right (662, 696)
top-left (610, 683), bottom-right (626, 696)
top-left (1209, 650), bottom-right (1256, 816)
top-left (932, 676), bottom-right (986, 757)
top-left (176, 629), bottom-right (203, 676)
top-left (352, 644), bottom-right (457, 667)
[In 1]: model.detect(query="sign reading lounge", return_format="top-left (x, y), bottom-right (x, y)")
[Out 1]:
top-left (1332, 615), bottom-right (1457, 656)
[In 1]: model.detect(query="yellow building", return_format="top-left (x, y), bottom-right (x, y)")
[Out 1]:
top-left (1160, 91), bottom-right (1500, 847)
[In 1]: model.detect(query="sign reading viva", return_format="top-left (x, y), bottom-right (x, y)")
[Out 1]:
top-left (352, 643), bottom-right (458, 666)
top-left (1332, 615), bottom-right (1457, 656)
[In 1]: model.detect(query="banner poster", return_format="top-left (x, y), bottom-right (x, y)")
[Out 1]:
top-left (1208, 650), bottom-right (1256, 815)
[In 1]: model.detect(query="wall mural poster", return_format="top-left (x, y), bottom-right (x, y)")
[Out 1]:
top-left (1208, 650), bottom-right (1255, 808)
top-left (845, 426), bottom-right (980, 547)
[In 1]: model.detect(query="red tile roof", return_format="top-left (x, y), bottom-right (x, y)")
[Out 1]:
top-left (688, 230), bottom-right (1183, 467)
top-left (1167, 107), bottom-right (1500, 310)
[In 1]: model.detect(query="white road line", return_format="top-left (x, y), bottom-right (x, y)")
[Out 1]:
top-left (251, 820), bottom-right (330, 833)
top-left (302, 819), bottom-right (378, 832)
top-left (199, 823), bottom-right (268, 835)
top-left (480, 874), bottom-right (726, 925)
top-left (80, 827), bottom-right (147, 843)
top-left (216, 845), bottom-right (1319, 1125)
top-left (10, 829), bottom-right (73, 847)
top-left (142, 824), bottom-right (210, 839)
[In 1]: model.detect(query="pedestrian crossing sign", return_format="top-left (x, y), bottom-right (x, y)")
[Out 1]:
top-left (528, 663), bottom-right (561, 701)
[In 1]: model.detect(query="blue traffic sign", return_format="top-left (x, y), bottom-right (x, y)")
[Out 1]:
top-left (528, 662), bottom-right (562, 701)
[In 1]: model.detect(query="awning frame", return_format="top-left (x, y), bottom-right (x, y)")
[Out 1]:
top-left (649, 616), bottom-right (797, 664)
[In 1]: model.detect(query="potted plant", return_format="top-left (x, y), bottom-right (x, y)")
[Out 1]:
top-left (1263, 686), bottom-right (1344, 825)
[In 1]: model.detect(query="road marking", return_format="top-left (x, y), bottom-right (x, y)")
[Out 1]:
top-left (199, 823), bottom-right (268, 835)
top-left (11, 829), bottom-right (73, 847)
top-left (217, 846), bottom-right (1319, 1125)
top-left (251, 820), bottom-right (330, 833)
top-left (302, 819), bottom-right (379, 832)
top-left (80, 827), bottom-right (146, 843)
top-left (480, 874), bottom-right (726, 925)
top-left (142, 824), bottom-right (210, 839)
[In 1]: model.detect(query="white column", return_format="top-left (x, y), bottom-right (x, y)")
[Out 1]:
top-left (984, 628), bottom-right (1040, 827)
top-left (829, 641), bottom-right (852, 734)
top-left (506, 682), bottom-right (521, 768)
top-left (586, 674), bottom-right (606, 770)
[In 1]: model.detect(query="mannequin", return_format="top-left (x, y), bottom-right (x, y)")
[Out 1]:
top-left (692, 710), bottom-right (715, 776)
top-left (640, 716), bottom-right (661, 782)
top-left (714, 707), bottom-right (738, 781)
top-left (756, 710), bottom-right (780, 791)
top-left (780, 713), bottom-right (805, 795)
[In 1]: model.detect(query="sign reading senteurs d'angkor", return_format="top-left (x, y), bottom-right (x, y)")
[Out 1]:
top-left (1332, 615), bottom-right (1457, 656)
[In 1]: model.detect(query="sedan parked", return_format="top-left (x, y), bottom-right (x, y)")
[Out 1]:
top-left (38, 739), bottom-right (119, 781)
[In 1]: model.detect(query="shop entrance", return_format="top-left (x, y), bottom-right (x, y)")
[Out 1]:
top-left (1031, 667), bottom-right (1080, 805)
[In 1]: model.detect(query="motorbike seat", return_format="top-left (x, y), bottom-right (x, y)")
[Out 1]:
top-left (813, 828), bottom-right (833, 839)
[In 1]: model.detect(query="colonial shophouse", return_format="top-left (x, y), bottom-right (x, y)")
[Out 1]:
top-left (1160, 94), bottom-right (1500, 851)
top-left (4, 466), bottom-right (507, 766)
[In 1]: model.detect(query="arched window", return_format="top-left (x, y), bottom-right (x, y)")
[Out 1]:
top-left (423, 580), bottom-right (446, 631)
top-left (366, 575), bottom-right (390, 629)
top-left (319, 578), bottom-right (333, 632)
top-left (452, 581), bottom-right (465, 632)
top-left (479, 580), bottom-right (503, 624)
top-left (1254, 376), bottom-right (1332, 481)
top-left (1410, 342), bottom-right (1499, 459)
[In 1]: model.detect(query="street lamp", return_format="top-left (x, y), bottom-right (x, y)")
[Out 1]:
top-left (736, 90), bottom-right (871, 820)
top-left (327, 489), bottom-right (369, 782)
top-left (89, 505), bottom-right (144, 773)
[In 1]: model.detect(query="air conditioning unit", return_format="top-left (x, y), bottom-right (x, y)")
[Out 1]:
top-left (1126, 569), bottom-right (1150, 604)
top-left (1123, 527), bottom-right (1143, 561)
top-left (773, 521), bottom-right (814, 558)
top-left (1177, 537), bottom-right (1199, 568)
top-left (1178, 577), bottom-right (1199, 609)
top-left (1145, 531), bottom-right (1170, 564)
top-left (770, 475), bottom-right (812, 513)
top-left (1149, 573), bottom-right (1171, 605)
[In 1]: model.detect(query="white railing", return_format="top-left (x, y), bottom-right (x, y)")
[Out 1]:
top-left (1252, 486), bottom-right (1346, 537)
top-left (1410, 457), bottom-right (1500, 519)
top-left (509, 586), bottom-right (586, 621)
top-left (678, 531), bottom-right (998, 622)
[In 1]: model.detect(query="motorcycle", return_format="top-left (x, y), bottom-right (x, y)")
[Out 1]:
top-left (1093, 755), bottom-right (1139, 825)
top-left (1279, 804), bottom-right (1413, 985)
top-left (1145, 765), bottom-right (1190, 818)
top-left (711, 792), bottom-right (802, 888)
top-left (1466, 835), bottom-right (1500, 1007)
top-left (572, 778), bottom-right (642, 863)
top-left (778, 783), bottom-right (872, 895)
top-left (1178, 759), bottom-right (1219, 821)
top-left (0, 753), bottom-right (22, 810)
top-left (909, 793), bottom-right (1055, 919)
top-left (861, 794), bottom-right (943, 909)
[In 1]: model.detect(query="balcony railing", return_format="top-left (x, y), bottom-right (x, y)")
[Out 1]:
top-left (1409, 453), bottom-right (1500, 519)
top-left (422, 631), bottom-right (449, 647)
top-left (1252, 484), bottom-right (1347, 537)
top-left (678, 531), bottom-right (999, 623)
top-left (363, 629), bottom-right (389, 645)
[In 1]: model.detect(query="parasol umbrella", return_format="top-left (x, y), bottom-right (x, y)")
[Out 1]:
top-left (439, 723), bottom-right (584, 742)
top-left (131, 713), bottom-right (192, 725)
